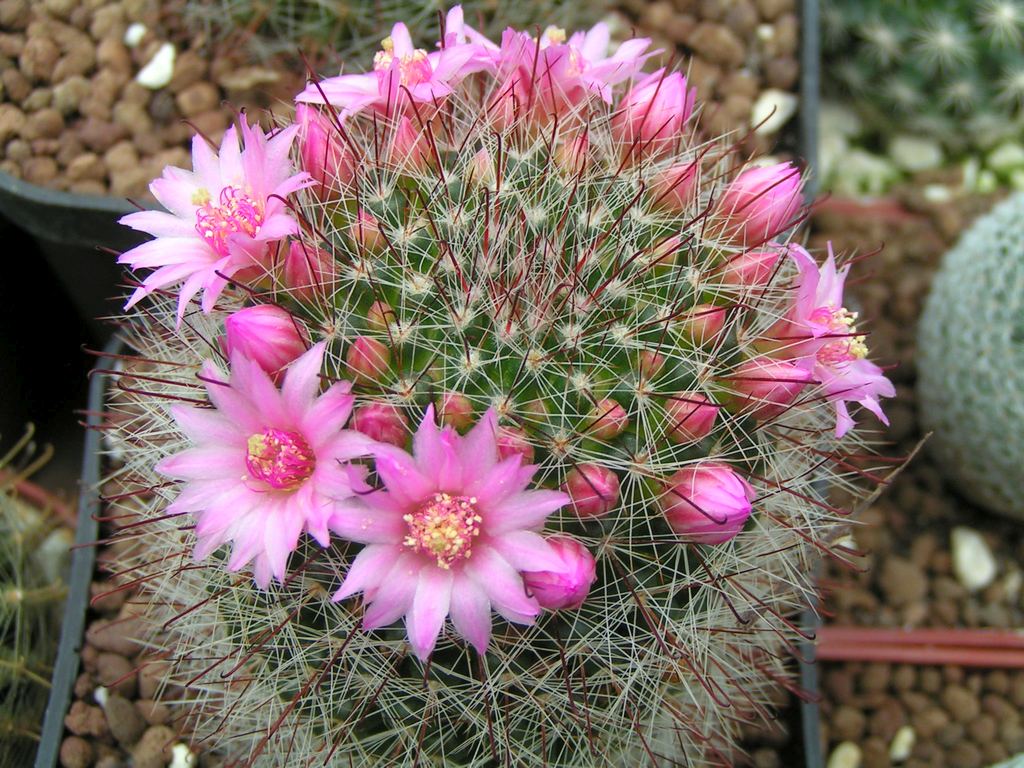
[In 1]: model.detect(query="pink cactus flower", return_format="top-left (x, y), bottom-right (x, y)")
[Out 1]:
top-left (282, 240), bottom-right (336, 302)
top-left (660, 462), bottom-right (755, 545)
top-left (650, 161), bottom-right (699, 211)
top-left (331, 406), bottom-right (569, 660)
top-left (716, 162), bottom-right (803, 246)
top-left (778, 245), bottom-right (895, 437)
top-left (665, 392), bottom-right (719, 444)
top-left (352, 402), bottom-right (408, 447)
top-left (223, 305), bottom-right (308, 377)
top-left (522, 536), bottom-right (597, 611)
top-left (612, 69), bottom-right (696, 160)
top-left (156, 343), bottom-right (377, 588)
top-left (295, 18), bottom-right (485, 118)
top-left (295, 104), bottom-right (352, 195)
top-left (564, 464), bottom-right (620, 518)
top-left (118, 119), bottom-right (310, 322)
top-left (730, 356), bottom-right (815, 421)
top-left (346, 336), bottom-right (391, 383)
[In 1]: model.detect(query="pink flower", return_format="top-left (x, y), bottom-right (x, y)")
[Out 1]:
top-left (588, 397), bottom-right (628, 439)
top-left (156, 343), bottom-right (377, 588)
top-left (331, 406), bottom-right (569, 660)
top-left (716, 162), bottom-right (803, 246)
top-left (496, 426), bottom-right (535, 464)
top-left (778, 245), bottom-right (895, 437)
top-left (345, 336), bottom-right (391, 383)
top-left (223, 305), bottom-right (308, 377)
top-left (650, 161), bottom-right (699, 211)
top-left (612, 69), bottom-right (696, 160)
top-left (352, 403), bottom-right (408, 447)
top-left (660, 463), bottom-right (755, 545)
top-left (665, 392), bottom-right (719, 443)
top-left (295, 18), bottom-right (485, 118)
top-left (119, 119), bottom-right (310, 322)
top-left (730, 356), bottom-right (815, 420)
top-left (295, 104), bottom-right (352, 194)
top-left (522, 537), bottom-right (597, 611)
top-left (564, 464), bottom-right (620, 518)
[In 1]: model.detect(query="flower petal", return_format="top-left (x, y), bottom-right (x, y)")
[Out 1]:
top-left (488, 530), bottom-right (563, 572)
top-left (333, 544), bottom-right (403, 602)
top-left (484, 489), bottom-right (569, 535)
top-left (405, 567), bottom-right (453, 660)
top-left (464, 545), bottom-right (539, 625)
top-left (448, 574), bottom-right (492, 654)
top-left (362, 554), bottom-right (422, 629)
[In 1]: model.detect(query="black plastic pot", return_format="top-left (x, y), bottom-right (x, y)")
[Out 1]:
top-left (33, 339), bottom-right (119, 768)
top-left (0, 171), bottom-right (149, 342)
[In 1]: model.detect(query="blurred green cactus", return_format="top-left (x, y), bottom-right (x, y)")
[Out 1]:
top-left (0, 428), bottom-right (71, 765)
top-left (823, 0), bottom-right (1024, 155)
top-left (918, 192), bottom-right (1024, 519)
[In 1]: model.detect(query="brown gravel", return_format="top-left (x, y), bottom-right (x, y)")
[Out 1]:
top-left (0, 0), bottom-right (305, 198)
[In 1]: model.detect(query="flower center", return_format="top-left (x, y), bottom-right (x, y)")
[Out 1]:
top-left (245, 428), bottom-right (315, 490)
top-left (809, 305), bottom-right (868, 367)
top-left (194, 185), bottom-right (264, 257)
top-left (403, 493), bottom-right (482, 569)
top-left (373, 37), bottom-right (433, 87)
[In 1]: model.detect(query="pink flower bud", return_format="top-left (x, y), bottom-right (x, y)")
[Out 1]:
top-left (717, 162), bottom-right (803, 246)
top-left (469, 148), bottom-right (495, 188)
top-left (296, 104), bottom-right (353, 195)
top-left (639, 349), bottom-right (666, 379)
top-left (345, 336), bottom-right (391, 383)
top-left (351, 402), bottom-right (407, 447)
top-left (365, 300), bottom-right (395, 332)
top-left (564, 464), bottom-right (620, 518)
top-left (730, 356), bottom-right (814, 420)
top-left (650, 161), bottom-right (698, 211)
top-left (661, 463), bottom-right (755, 545)
top-left (681, 304), bottom-right (727, 344)
top-left (390, 116), bottom-right (431, 173)
top-left (283, 241), bottom-right (336, 302)
top-left (588, 398), bottom-right (628, 440)
top-left (224, 306), bottom-right (308, 377)
top-left (522, 536), bottom-right (597, 611)
top-left (348, 210), bottom-right (385, 253)
top-left (644, 234), bottom-right (683, 270)
top-left (497, 426), bottom-right (535, 464)
top-left (438, 392), bottom-right (474, 431)
top-left (555, 132), bottom-right (589, 175)
top-left (665, 392), bottom-right (719, 443)
top-left (720, 247), bottom-right (782, 288)
top-left (612, 70), bottom-right (696, 161)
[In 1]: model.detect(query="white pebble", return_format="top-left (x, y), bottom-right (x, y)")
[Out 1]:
top-left (93, 685), bottom-right (109, 707)
top-left (136, 42), bottom-right (176, 89)
top-left (888, 725), bottom-right (915, 763)
top-left (952, 526), bottom-right (998, 592)
top-left (988, 141), bottom-right (1024, 174)
top-left (922, 184), bottom-right (953, 203)
top-left (752, 89), bottom-right (798, 136)
top-left (826, 741), bottom-right (862, 768)
top-left (170, 743), bottom-right (198, 768)
top-left (889, 134), bottom-right (944, 172)
top-left (123, 22), bottom-right (147, 48)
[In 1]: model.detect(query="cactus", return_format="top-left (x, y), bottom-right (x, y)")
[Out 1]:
top-left (823, 0), bottom-right (1024, 155)
top-left (918, 192), bottom-right (1024, 519)
top-left (105, 14), bottom-right (893, 767)
top-left (184, 0), bottom-right (609, 67)
top-left (0, 428), bottom-right (72, 764)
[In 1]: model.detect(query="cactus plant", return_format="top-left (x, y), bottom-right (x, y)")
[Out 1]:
top-left (105, 11), bottom-right (894, 766)
top-left (918, 192), bottom-right (1024, 519)
top-left (823, 0), bottom-right (1024, 156)
top-left (0, 428), bottom-right (72, 764)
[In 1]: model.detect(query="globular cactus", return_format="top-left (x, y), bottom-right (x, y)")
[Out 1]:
top-left (106, 10), bottom-right (894, 767)
top-left (918, 192), bottom-right (1024, 519)
top-left (823, 0), bottom-right (1024, 154)
top-left (0, 428), bottom-right (71, 764)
